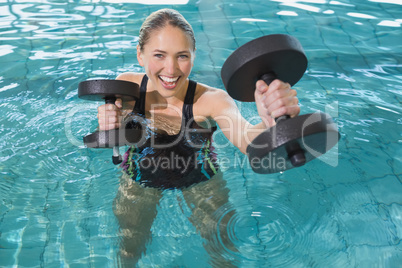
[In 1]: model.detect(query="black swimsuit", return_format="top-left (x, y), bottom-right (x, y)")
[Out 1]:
top-left (121, 75), bottom-right (219, 190)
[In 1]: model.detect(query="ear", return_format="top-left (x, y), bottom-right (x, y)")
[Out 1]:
top-left (137, 45), bottom-right (144, 66)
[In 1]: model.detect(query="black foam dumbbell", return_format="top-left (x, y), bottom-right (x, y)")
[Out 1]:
top-left (78, 79), bottom-right (142, 164)
top-left (221, 34), bottom-right (340, 173)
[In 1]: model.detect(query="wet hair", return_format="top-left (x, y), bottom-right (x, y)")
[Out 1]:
top-left (138, 8), bottom-right (196, 51)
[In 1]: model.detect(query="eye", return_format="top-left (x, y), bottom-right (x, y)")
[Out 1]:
top-left (154, 53), bottom-right (164, 59)
top-left (178, 54), bottom-right (189, 60)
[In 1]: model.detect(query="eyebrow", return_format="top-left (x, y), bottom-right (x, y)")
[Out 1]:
top-left (153, 49), bottom-right (191, 54)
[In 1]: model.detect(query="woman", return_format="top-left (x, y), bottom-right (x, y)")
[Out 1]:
top-left (98, 8), bottom-right (299, 266)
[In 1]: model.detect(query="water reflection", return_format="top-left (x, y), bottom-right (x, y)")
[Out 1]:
top-left (0, 0), bottom-right (401, 266)
top-left (86, 0), bottom-right (189, 4)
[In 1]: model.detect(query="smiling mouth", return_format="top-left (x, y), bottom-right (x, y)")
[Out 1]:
top-left (159, 75), bottom-right (180, 89)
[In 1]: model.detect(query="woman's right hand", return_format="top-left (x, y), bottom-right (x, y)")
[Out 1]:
top-left (97, 98), bottom-right (123, 131)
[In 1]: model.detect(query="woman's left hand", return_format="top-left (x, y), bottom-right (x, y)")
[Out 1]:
top-left (254, 79), bottom-right (300, 128)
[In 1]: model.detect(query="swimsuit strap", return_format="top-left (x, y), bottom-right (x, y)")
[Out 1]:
top-left (133, 75), bottom-right (148, 114)
top-left (183, 79), bottom-right (197, 126)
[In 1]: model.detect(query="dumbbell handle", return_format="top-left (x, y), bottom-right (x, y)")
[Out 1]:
top-left (260, 73), bottom-right (306, 167)
top-left (105, 96), bottom-right (116, 105)
top-left (104, 96), bottom-right (122, 165)
top-left (79, 79), bottom-right (140, 165)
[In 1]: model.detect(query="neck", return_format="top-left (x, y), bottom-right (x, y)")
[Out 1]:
top-left (145, 80), bottom-right (189, 116)
top-left (154, 79), bottom-right (189, 106)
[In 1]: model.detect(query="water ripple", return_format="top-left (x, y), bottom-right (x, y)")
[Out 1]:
top-left (206, 193), bottom-right (316, 266)
top-left (0, 0), bottom-right (401, 266)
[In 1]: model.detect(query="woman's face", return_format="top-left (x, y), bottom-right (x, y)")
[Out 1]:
top-left (137, 24), bottom-right (195, 99)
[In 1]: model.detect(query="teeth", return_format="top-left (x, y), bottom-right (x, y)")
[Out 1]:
top-left (160, 76), bottom-right (179, 83)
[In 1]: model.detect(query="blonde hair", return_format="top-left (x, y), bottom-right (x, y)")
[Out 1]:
top-left (138, 8), bottom-right (196, 51)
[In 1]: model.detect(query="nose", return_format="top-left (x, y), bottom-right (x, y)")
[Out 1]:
top-left (164, 56), bottom-right (178, 74)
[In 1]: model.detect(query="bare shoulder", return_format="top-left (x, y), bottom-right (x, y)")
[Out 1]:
top-left (116, 72), bottom-right (144, 84)
top-left (193, 82), bottom-right (236, 119)
top-left (195, 83), bottom-right (233, 102)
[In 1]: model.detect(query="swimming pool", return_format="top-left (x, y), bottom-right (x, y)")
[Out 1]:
top-left (0, 0), bottom-right (401, 266)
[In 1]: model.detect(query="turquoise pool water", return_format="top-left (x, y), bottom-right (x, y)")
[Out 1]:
top-left (1, 0), bottom-right (401, 267)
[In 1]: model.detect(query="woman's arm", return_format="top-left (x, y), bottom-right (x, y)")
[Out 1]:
top-left (207, 79), bottom-right (300, 154)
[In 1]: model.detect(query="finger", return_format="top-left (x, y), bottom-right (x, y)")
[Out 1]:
top-left (98, 104), bottom-right (107, 113)
top-left (267, 96), bottom-right (298, 116)
top-left (271, 105), bottom-right (300, 119)
top-left (98, 110), bottom-right (121, 120)
top-left (266, 79), bottom-right (290, 96)
top-left (97, 104), bottom-right (120, 120)
top-left (255, 80), bottom-right (269, 94)
top-left (98, 113), bottom-right (122, 126)
top-left (106, 115), bottom-right (121, 123)
top-left (115, 98), bottom-right (123, 109)
top-left (99, 122), bottom-right (121, 131)
top-left (263, 83), bottom-right (296, 105)
top-left (262, 89), bottom-right (293, 110)
top-left (98, 109), bottom-right (122, 128)
top-left (107, 103), bottom-right (119, 111)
